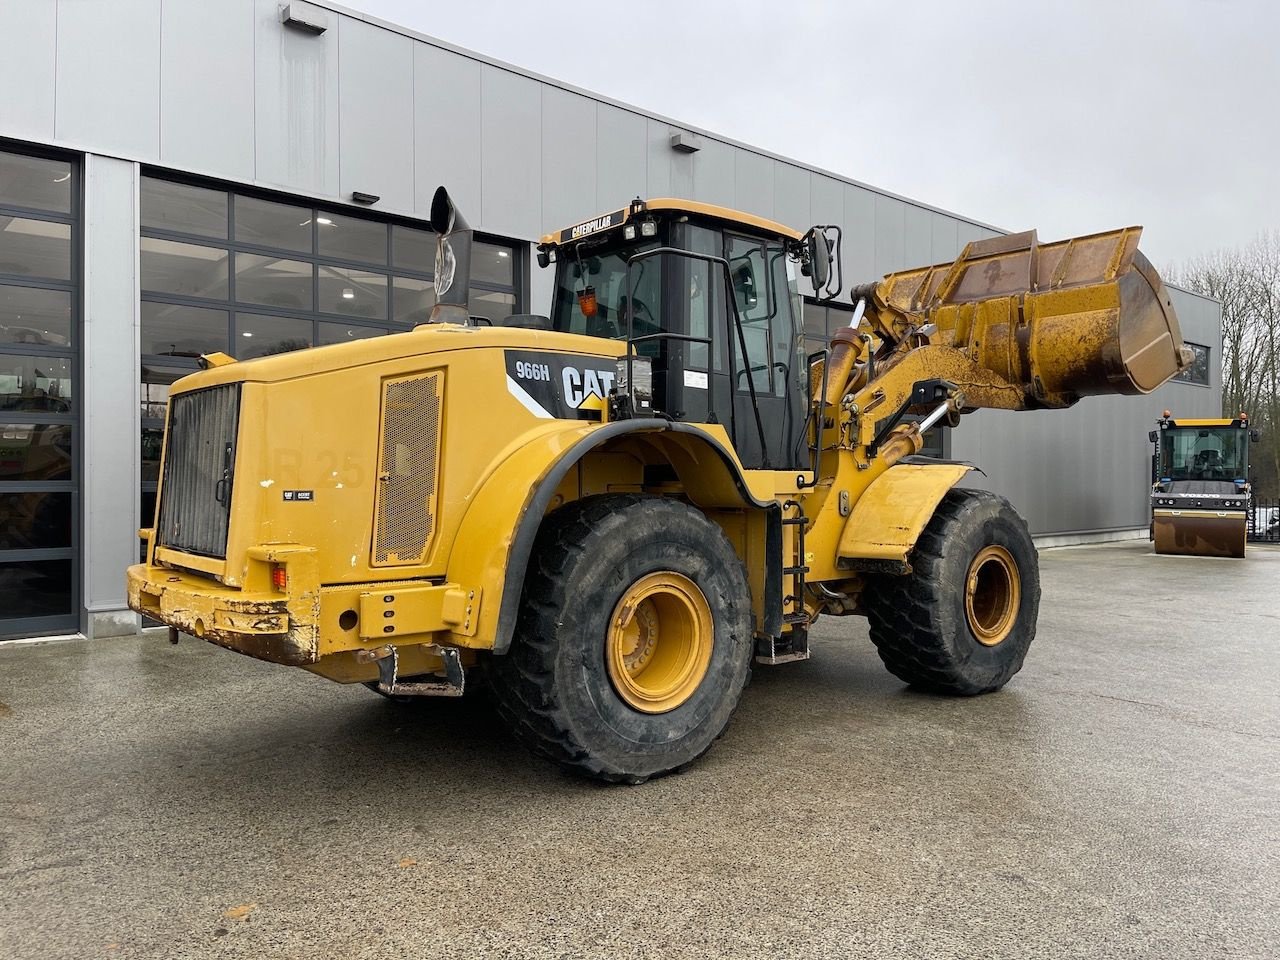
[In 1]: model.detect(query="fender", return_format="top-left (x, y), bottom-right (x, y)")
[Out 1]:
top-left (837, 463), bottom-right (973, 574)
top-left (446, 419), bottom-right (780, 654)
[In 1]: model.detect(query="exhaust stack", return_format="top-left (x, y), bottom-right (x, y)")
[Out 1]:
top-left (425, 186), bottom-right (474, 326)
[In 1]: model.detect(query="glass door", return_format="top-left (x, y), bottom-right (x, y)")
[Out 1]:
top-left (0, 146), bottom-right (79, 639)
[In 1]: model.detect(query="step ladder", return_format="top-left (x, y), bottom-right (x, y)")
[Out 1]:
top-left (755, 499), bottom-right (812, 665)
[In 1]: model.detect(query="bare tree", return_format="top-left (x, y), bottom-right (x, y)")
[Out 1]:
top-left (1173, 233), bottom-right (1280, 497)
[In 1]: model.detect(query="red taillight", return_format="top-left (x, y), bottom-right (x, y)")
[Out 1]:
top-left (272, 566), bottom-right (288, 592)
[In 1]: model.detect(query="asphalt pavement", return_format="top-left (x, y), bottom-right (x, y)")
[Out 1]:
top-left (1, 540), bottom-right (1277, 959)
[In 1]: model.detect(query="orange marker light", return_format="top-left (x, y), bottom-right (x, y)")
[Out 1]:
top-left (272, 566), bottom-right (288, 592)
top-left (577, 286), bottom-right (598, 319)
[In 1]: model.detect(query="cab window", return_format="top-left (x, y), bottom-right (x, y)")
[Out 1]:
top-left (726, 234), bottom-right (792, 397)
top-left (550, 242), bottom-right (661, 343)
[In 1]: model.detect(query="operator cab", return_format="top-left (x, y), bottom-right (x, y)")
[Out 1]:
top-left (537, 199), bottom-right (840, 471)
top-left (1152, 415), bottom-right (1256, 485)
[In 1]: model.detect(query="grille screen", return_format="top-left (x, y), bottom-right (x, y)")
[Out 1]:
top-left (156, 383), bottom-right (240, 559)
top-left (373, 372), bottom-right (443, 565)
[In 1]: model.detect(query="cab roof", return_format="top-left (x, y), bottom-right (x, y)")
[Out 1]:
top-left (538, 198), bottom-right (804, 248)
top-left (1162, 417), bottom-right (1248, 428)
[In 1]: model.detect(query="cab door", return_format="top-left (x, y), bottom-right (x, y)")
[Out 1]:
top-left (723, 232), bottom-right (806, 470)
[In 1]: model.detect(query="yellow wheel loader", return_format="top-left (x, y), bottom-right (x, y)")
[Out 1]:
top-left (1150, 412), bottom-right (1259, 557)
top-left (127, 188), bottom-right (1191, 782)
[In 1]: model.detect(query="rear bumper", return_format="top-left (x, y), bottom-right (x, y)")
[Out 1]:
top-left (127, 544), bottom-right (482, 674)
top-left (127, 550), bottom-right (319, 665)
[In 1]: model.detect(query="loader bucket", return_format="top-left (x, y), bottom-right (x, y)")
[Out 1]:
top-left (875, 227), bottom-right (1190, 407)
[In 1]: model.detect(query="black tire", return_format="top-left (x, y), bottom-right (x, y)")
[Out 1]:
top-left (488, 494), bottom-right (754, 784)
top-left (864, 488), bottom-right (1040, 695)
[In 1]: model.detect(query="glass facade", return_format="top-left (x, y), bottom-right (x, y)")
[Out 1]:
top-left (0, 147), bottom-right (78, 638)
top-left (138, 174), bottom-right (522, 535)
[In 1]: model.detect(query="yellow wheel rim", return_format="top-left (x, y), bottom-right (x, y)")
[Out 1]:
top-left (964, 545), bottom-right (1020, 647)
top-left (606, 572), bottom-right (713, 714)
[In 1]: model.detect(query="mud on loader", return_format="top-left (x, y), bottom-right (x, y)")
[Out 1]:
top-left (127, 188), bottom-right (1191, 782)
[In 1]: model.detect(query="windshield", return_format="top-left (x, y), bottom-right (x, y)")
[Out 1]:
top-left (1159, 426), bottom-right (1248, 481)
top-left (550, 241), bottom-right (661, 341)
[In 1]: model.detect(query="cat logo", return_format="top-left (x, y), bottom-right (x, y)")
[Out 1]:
top-left (505, 350), bottom-right (616, 420)
top-left (562, 366), bottom-right (615, 411)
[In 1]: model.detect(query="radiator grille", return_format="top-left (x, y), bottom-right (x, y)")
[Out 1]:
top-left (156, 383), bottom-right (241, 559)
top-left (373, 372), bottom-right (443, 565)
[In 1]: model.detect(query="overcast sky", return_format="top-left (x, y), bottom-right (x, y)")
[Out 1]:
top-left (346, 0), bottom-right (1277, 269)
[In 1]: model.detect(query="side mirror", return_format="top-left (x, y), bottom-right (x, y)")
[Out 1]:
top-left (805, 229), bottom-right (831, 292)
top-left (1251, 429), bottom-right (1261, 443)
top-left (1148, 430), bottom-right (1158, 443)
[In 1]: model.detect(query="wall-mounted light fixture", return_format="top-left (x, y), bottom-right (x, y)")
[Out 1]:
top-left (351, 191), bottom-right (380, 205)
top-left (670, 131), bottom-right (703, 154)
top-left (281, 2), bottom-right (329, 35)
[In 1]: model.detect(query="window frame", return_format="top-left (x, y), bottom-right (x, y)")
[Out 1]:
top-left (0, 141), bottom-right (81, 639)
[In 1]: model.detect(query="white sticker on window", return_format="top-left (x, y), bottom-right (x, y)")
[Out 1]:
top-left (683, 369), bottom-right (709, 390)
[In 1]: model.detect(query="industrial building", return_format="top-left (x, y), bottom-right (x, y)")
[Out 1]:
top-left (0, 0), bottom-right (1221, 641)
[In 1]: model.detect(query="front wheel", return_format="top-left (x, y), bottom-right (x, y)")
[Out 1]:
top-left (864, 488), bottom-right (1040, 695)
top-left (488, 495), bottom-right (754, 783)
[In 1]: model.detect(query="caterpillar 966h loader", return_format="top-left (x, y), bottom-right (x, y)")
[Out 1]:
top-left (127, 188), bottom-right (1190, 782)
top-left (1150, 412), bottom-right (1260, 557)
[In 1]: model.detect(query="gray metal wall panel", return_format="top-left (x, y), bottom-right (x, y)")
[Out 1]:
top-left (160, 0), bottom-right (255, 181)
top-left (254, 0), bottom-right (339, 196)
top-left (646, 120), bottom-right (674, 198)
top-left (809, 174), bottom-right (842, 230)
top-left (338, 15), bottom-right (414, 211)
top-left (772, 162), bottom-right (810, 230)
top-left (413, 43), bottom-right (481, 221)
top-left (842, 185), bottom-right (876, 284)
top-left (595, 104), bottom-right (647, 212)
top-left (693, 138), bottom-right (735, 209)
top-left (872, 195), bottom-right (906, 276)
top-left (0, 1), bottom-right (56, 143)
top-left (930, 212), bottom-right (960, 263)
top-left (956, 221), bottom-right (987, 251)
top-left (541, 87), bottom-right (597, 232)
top-left (82, 155), bottom-right (140, 613)
top-left (903, 204), bottom-right (932, 268)
top-left (480, 66), bottom-right (541, 239)
top-left (55, 0), bottom-right (161, 158)
top-left (949, 286), bottom-right (1223, 534)
top-left (733, 150), bottom-right (773, 220)
top-left (1170, 287), bottom-right (1224, 399)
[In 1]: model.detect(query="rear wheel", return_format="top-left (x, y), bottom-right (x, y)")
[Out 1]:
top-left (489, 495), bottom-right (754, 783)
top-left (864, 488), bottom-right (1040, 695)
